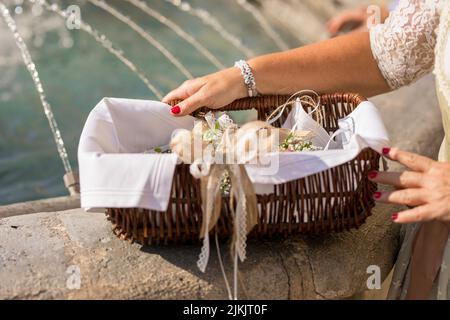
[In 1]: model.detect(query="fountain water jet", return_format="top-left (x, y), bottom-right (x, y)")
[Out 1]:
top-left (0, 1), bottom-right (76, 193)
top-left (163, 0), bottom-right (254, 58)
top-left (88, 0), bottom-right (193, 80)
top-left (35, 0), bottom-right (163, 99)
top-left (125, 0), bottom-right (224, 70)
top-left (235, 0), bottom-right (289, 51)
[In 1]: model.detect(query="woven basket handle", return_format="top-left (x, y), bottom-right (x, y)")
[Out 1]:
top-left (169, 93), bottom-right (366, 120)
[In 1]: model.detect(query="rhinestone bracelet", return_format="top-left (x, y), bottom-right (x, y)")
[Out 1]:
top-left (234, 60), bottom-right (259, 97)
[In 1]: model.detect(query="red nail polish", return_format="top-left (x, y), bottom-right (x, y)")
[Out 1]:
top-left (374, 191), bottom-right (382, 199)
top-left (171, 105), bottom-right (181, 114)
top-left (391, 213), bottom-right (398, 221)
top-left (368, 171), bottom-right (378, 179)
top-left (382, 147), bottom-right (391, 155)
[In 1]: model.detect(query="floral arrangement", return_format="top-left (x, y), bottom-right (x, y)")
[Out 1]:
top-left (202, 111), bottom-right (320, 153)
top-left (202, 112), bottom-right (238, 146)
top-left (202, 112), bottom-right (236, 196)
top-left (186, 112), bottom-right (320, 195)
top-left (147, 111), bottom-right (323, 195)
top-left (279, 132), bottom-right (321, 152)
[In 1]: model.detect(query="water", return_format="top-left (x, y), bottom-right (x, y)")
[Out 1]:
top-left (163, 0), bottom-right (255, 58)
top-left (0, 0), bottom-right (300, 205)
top-left (88, 0), bottom-right (193, 79)
top-left (40, 0), bottom-right (163, 98)
top-left (125, 0), bottom-right (225, 69)
top-left (235, 0), bottom-right (289, 51)
top-left (0, 1), bottom-right (72, 174)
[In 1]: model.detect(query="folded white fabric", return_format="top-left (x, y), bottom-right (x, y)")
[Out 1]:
top-left (78, 98), bottom-right (195, 212)
top-left (78, 98), bottom-right (389, 212)
top-left (282, 99), bottom-right (339, 149)
top-left (245, 100), bottom-right (389, 184)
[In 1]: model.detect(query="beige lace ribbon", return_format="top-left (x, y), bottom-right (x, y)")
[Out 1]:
top-left (171, 120), bottom-right (284, 299)
top-left (171, 117), bottom-right (312, 298)
top-left (196, 163), bottom-right (258, 273)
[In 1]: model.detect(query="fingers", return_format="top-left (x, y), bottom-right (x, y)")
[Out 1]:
top-left (377, 147), bottom-right (450, 226)
top-left (327, 10), bottom-right (366, 35)
top-left (374, 188), bottom-right (430, 206)
top-left (162, 78), bottom-right (210, 116)
top-left (172, 90), bottom-right (207, 117)
top-left (327, 17), bottom-right (345, 35)
top-left (161, 79), bottom-right (205, 104)
top-left (384, 147), bottom-right (435, 172)
top-left (393, 203), bottom-right (441, 224)
top-left (369, 170), bottom-right (424, 188)
top-left (162, 85), bottom-right (189, 104)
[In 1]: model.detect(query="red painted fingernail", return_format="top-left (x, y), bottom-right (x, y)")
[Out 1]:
top-left (374, 191), bottom-right (382, 199)
top-left (391, 213), bottom-right (398, 221)
top-left (171, 105), bottom-right (181, 114)
top-left (382, 147), bottom-right (391, 155)
top-left (368, 171), bottom-right (378, 179)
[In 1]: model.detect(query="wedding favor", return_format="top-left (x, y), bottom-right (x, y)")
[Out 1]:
top-left (79, 93), bottom-right (388, 236)
top-left (79, 93), bottom-right (389, 298)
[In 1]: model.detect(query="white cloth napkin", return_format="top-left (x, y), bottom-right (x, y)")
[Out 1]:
top-left (282, 99), bottom-right (339, 149)
top-left (245, 100), bottom-right (389, 184)
top-left (78, 98), bottom-right (195, 211)
top-left (78, 98), bottom-right (389, 212)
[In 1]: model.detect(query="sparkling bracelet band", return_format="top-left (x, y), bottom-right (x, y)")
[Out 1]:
top-left (234, 60), bottom-right (259, 98)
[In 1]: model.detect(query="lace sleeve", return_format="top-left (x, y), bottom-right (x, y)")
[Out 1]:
top-left (369, 0), bottom-right (441, 89)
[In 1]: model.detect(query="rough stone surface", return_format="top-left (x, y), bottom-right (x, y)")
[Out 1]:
top-left (0, 206), bottom-right (399, 300)
top-left (0, 195), bottom-right (80, 219)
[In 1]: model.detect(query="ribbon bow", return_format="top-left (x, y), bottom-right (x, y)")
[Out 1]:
top-left (170, 113), bottom-right (310, 299)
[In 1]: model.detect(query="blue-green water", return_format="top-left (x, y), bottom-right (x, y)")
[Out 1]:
top-left (0, 0), bottom-right (299, 205)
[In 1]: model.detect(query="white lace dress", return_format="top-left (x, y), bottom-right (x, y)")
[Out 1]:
top-left (370, 0), bottom-right (450, 299)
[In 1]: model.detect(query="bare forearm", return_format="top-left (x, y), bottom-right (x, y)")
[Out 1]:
top-left (248, 31), bottom-right (390, 97)
top-left (163, 31), bottom-right (392, 116)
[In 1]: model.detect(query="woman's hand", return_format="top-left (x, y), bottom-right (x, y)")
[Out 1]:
top-left (327, 5), bottom-right (389, 37)
top-left (370, 148), bottom-right (450, 227)
top-left (162, 67), bottom-right (248, 117)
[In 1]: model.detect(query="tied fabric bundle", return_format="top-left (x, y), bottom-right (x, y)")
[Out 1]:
top-left (79, 95), bottom-right (388, 212)
top-left (170, 113), bottom-right (314, 300)
top-left (170, 114), bottom-right (313, 273)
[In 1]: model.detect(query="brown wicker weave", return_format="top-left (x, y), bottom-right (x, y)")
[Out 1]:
top-left (106, 93), bottom-right (380, 245)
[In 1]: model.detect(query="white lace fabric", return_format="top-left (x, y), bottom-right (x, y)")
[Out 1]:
top-left (370, 0), bottom-right (441, 89)
top-left (435, 1), bottom-right (450, 105)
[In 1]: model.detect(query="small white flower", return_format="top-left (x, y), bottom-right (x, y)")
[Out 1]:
top-left (204, 111), bottom-right (217, 130)
top-left (217, 114), bottom-right (237, 130)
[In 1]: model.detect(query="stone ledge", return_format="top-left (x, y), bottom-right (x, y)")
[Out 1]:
top-left (0, 195), bottom-right (80, 219)
top-left (0, 206), bottom-right (401, 300)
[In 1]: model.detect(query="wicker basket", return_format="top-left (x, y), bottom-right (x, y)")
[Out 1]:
top-left (106, 93), bottom-right (380, 245)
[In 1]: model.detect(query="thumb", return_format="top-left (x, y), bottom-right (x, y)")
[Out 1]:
top-left (171, 91), bottom-right (206, 117)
